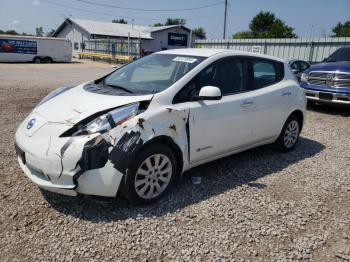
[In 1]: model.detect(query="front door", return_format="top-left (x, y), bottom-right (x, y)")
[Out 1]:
top-left (174, 57), bottom-right (255, 163)
top-left (189, 92), bottom-right (255, 163)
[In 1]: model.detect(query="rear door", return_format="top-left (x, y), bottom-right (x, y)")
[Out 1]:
top-left (248, 58), bottom-right (291, 143)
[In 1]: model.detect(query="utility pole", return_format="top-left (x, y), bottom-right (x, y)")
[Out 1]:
top-left (223, 0), bottom-right (228, 39)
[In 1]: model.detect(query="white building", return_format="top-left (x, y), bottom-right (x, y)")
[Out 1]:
top-left (53, 18), bottom-right (195, 56)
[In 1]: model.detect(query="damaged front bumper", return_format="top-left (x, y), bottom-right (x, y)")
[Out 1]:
top-left (15, 116), bottom-right (124, 197)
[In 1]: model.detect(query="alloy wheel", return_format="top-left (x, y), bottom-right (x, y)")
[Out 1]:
top-left (134, 154), bottom-right (172, 199)
top-left (284, 120), bottom-right (299, 148)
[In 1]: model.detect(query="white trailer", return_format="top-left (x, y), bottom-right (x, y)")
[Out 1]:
top-left (0, 35), bottom-right (72, 63)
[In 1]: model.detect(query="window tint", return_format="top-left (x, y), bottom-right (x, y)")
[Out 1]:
top-left (327, 47), bottom-right (350, 62)
top-left (213, 59), bottom-right (245, 95)
top-left (290, 62), bottom-right (299, 70)
top-left (252, 59), bottom-right (282, 89)
top-left (291, 61), bottom-right (309, 71)
top-left (299, 61), bottom-right (309, 70)
top-left (173, 58), bottom-right (246, 103)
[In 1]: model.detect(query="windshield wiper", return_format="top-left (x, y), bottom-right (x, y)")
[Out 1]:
top-left (103, 82), bottom-right (134, 94)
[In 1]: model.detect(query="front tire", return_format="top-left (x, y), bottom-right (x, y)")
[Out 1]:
top-left (120, 143), bottom-right (177, 204)
top-left (33, 57), bottom-right (41, 64)
top-left (273, 115), bottom-right (301, 152)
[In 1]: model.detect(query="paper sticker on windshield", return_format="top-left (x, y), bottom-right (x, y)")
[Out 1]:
top-left (173, 57), bottom-right (197, 63)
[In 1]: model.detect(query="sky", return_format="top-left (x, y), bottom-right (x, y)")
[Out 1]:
top-left (0, 0), bottom-right (349, 39)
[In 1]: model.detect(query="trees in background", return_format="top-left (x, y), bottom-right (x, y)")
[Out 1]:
top-left (0, 29), bottom-right (19, 35)
top-left (165, 18), bottom-right (186, 26)
top-left (46, 29), bottom-right (56, 37)
top-left (233, 11), bottom-right (297, 39)
top-left (332, 21), bottom-right (350, 37)
top-left (153, 18), bottom-right (186, 27)
top-left (0, 28), bottom-right (56, 37)
top-left (153, 22), bottom-right (164, 27)
top-left (112, 19), bottom-right (128, 24)
top-left (151, 19), bottom-right (206, 39)
top-left (193, 27), bottom-right (206, 39)
top-left (35, 27), bottom-right (44, 37)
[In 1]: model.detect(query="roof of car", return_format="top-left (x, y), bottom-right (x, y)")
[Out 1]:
top-left (158, 48), bottom-right (286, 62)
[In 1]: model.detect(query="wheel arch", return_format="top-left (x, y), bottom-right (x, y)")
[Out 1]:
top-left (137, 135), bottom-right (184, 178)
top-left (289, 109), bottom-right (304, 130)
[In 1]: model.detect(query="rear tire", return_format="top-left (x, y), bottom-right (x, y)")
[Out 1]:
top-left (119, 142), bottom-right (177, 205)
top-left (44, 57), bottom-right (53, 63)
top-left (273, 114), bottom-right (301, 152)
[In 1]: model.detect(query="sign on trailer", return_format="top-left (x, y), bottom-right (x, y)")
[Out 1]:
top-left (0, 38), bottom-right (37, 54)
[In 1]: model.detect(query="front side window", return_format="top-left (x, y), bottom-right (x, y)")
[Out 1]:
top-left (251, 59), bottom-right (282, 89)
top-left (173, 57), bottom-right (246, 103)
top-left (103, 54), bottom-right (205, 94)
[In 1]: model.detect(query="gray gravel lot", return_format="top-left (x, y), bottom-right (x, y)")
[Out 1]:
top-left (0, 61), bottom-right (349, 261)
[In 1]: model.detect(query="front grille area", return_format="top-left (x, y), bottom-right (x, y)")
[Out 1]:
top-left (307, 72), bottom-right (350, 88)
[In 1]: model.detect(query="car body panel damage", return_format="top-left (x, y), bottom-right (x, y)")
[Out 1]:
top-left (59, 106), bottom-right (189, 195)
top-left (107, 106), bottom-right (190, 174)
top-left (76, 135), bottom-right (110, 174)
top-left (60, 134), bottom-right (123, 197)
top-left (109, 130), bottom-right (143, 174)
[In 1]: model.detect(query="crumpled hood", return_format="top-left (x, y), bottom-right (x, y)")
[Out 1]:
top-left (34, 83), bottom-right (153, 124)
top-left (308, 61), bottom-right (350, 73)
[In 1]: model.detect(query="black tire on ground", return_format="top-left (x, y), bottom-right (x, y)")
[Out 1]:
top-left (273, 114), bottom-right (302, 152)
top-left (119, 142), bottom-right (178, 205)
top-left (44, 57), bottom-right (53, 63)
top-left (33, 57), bottom-right (41, 64)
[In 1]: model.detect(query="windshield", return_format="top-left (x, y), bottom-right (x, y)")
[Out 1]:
top-left (103, 54), bottom-right (206, 94)
top-left (326, 47), bottom-right (350, 62)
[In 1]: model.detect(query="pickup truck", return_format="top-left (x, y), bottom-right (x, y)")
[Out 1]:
top-left (300, 46), bottom-right (350, 106)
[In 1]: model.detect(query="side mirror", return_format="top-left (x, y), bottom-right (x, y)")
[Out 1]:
top-left (198, 86), bottom-right (222, 100)
top-left (322, 58), bottom-right (328, 62)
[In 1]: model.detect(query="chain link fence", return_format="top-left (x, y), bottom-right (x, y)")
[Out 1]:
top-left (83, 38), bottom-right (141, 59)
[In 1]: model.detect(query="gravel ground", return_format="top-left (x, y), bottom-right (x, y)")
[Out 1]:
top-left (0, 61), bottom-right (349, 261)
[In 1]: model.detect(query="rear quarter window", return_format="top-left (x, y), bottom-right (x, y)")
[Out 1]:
top-left (251, 58), bottom-right (284, 90)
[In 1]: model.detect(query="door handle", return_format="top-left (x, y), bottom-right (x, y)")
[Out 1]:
top-left (241, 101), bottom-right (254, 107)
top-left (282, 91), bottom-right (292, 96)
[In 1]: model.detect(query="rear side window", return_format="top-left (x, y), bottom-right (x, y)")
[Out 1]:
top-left (251, 59), bottom-right (284, 89)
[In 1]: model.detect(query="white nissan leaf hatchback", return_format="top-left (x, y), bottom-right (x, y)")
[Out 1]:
top-left (15, 49), bottom-right (306, 204)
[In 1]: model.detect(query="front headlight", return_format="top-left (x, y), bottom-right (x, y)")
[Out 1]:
top-left (73, 103), bottom-right (140, 136)
top-left (300, 73), bottom-right (309, 82)
top-left (37, 86), bottom-right (74, 107)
